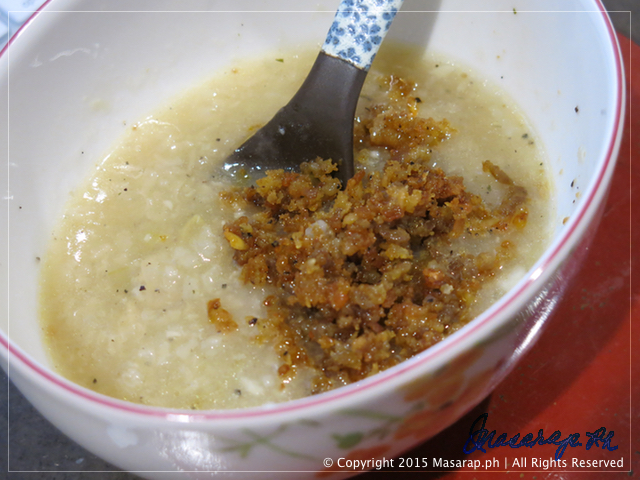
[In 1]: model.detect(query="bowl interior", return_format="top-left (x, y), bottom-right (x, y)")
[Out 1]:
top-left (1, 0), bottom-right (621, 397)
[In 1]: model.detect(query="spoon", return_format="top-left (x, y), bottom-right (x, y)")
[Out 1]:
top-left (223, 0), bottom-right (405, 186)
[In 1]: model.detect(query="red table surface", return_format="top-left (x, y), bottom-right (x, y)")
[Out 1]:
top-left (358, 31), bottom-right (638, 479)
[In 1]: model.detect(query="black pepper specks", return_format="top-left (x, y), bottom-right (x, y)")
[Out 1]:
top-left (575, 106), bottom-right (579, 113)
top-left (139, 285), bottom-right (146, 291)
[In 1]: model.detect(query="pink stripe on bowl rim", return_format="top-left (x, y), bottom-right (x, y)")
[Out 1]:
top-left (1, 2), bottom-right (625, 422)
top-left (0, 0), bottom-right (53, 56)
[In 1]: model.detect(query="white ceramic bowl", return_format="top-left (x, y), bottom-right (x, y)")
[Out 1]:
top-left (0, 0), bottom-right (624, 477)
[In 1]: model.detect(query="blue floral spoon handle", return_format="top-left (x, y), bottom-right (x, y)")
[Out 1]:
top-left (323, 0), bottom-right (405, 71)
top-left (224, 0), bottom-right (405, 185)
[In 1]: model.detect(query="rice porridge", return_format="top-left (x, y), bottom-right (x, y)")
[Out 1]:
top-left (39, 45), bottom-right (554, 410)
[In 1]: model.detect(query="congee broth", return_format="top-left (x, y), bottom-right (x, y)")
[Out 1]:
top-left (39, 45), bottom-right (553, 410)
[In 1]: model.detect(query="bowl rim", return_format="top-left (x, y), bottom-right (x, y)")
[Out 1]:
top-left (0, 0), bottom-right (626, 424)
